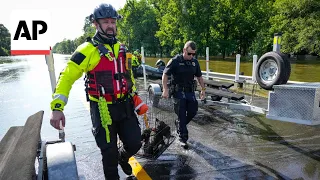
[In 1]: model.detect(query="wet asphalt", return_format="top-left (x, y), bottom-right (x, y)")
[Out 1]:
top-left (1, 56), bottom-right (320, 180)
top-left (134, 78), bottom-right (320, 180)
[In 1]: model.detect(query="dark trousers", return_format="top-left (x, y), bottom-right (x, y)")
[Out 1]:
top-left (132, 66), bottom-right (139, 78)
top-left (90, 100), bottom-right (142, 180)
top-left (173, 91), bottom-right (198, 142)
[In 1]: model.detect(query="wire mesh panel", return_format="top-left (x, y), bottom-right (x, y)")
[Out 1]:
top-left (267, 83), bottom-right (320, 125)
top-left (135, 91), bottom-right (178, 160)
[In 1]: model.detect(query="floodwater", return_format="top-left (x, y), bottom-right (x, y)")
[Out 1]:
top-left (1, 54), bottom-right (320, 180)
top-left (145, 57), bottom-right (320, 82)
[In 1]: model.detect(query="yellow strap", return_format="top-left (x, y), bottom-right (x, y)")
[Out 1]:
top-left (98, 96), bottom-right (112, 143)
top-left (143, 114), bottom-right (149, 129)
top-left (89, 93), bottom-right (129, 103)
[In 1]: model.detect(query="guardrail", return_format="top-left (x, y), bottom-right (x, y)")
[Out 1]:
top-left (202, 71), bottom-right (304, 85)
top-left (200, 50), bottom-right (305, 85)
top-left (138, 46), bottom-right (306, 90)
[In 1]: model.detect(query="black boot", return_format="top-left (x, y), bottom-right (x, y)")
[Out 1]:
top-left (175, 119), bottom-right (180, 135)
top-left (119, 152), bottom-right (132, 175)
top-left (179, 139), bottom-right (189, 149)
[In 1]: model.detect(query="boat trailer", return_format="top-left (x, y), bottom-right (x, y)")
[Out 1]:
top-left (0, 111), bottom-right (79, 180)
top-left (147, 78), bottom-right (267, 115)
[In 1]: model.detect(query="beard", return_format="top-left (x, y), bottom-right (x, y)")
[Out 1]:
top-left (105, 28), bottom-right (115, 36)
top-left (99, 27), bottom-right (117, 38)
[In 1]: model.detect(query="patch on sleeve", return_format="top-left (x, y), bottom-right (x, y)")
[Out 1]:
top-left (166, 59), bottom-right (173, 67)
top-left (70, 52), bottom-right (86, 65)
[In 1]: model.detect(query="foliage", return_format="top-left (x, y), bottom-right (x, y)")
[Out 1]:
top-left (117, 0), bottom-right (160, 56)
top-left (270, 0), bottom-right (320, 55)
top-left (0, 24), bottom-right (11, 56)
top-left (2, 0), bottom-right (317, 57)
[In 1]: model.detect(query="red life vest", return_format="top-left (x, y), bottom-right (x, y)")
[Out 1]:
top-left (85, 43), bottom-right (133, 102)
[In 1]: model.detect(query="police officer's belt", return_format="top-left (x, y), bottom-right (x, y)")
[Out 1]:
top-left (175, 86), bottom-right (194, 92)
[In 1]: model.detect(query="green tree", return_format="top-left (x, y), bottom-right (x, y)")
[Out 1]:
top-left (270, 0), bottom-right (320, 55)
top-left (181, 0), bottom-right (217, 57)
top-left (51, 0), bottom-right (319, 58)
top-left (0, 24), bottom-right (11, 56)
top-left (210, 0), bottom-right (237, 58)
top-left (83, 15), bottom-right (96, 37)
top-left (52, 39), bottom-right (76, 54)
top-left (117, 0), bottom-right (161, 56)
top-left (154, 0), bottom-right (185, 56)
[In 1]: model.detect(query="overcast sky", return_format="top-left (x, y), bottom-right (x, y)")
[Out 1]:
top-left (0, 0), bottom-right (126, 46)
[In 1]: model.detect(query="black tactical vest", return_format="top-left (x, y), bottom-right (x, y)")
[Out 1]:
top-left (171, 55), bottom-right (198, 88)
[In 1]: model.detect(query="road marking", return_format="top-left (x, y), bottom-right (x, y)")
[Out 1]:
top-left (81, 98), bottom-right (152, 180)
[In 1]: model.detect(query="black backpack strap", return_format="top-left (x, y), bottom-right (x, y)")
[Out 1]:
top-left (97, 44), bottom-right (109, 57)
top-left (86, 37), bottom-right (110, 57)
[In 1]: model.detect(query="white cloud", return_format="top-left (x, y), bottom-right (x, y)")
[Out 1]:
top-left (0, 0), bottom-right (126, 46)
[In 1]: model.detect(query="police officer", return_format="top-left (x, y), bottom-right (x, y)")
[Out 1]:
top-left (162, 41), bottom-right (205, 149)
top-left (49, 3), bottom-right (142, 179)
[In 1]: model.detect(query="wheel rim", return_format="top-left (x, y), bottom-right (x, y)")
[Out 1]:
top-left (259, 59), bottom-right (278, 84)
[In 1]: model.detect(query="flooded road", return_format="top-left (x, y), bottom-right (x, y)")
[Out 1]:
top-left (1, 55), bottom-right (320, 179)
top-left (145, 57), bottom-right (320, 82)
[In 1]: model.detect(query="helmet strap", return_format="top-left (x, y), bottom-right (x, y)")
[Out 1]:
top-left (94, 31), bottom-right (117, 45)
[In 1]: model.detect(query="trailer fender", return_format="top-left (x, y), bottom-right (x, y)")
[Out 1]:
top-left (46, 141), bottom-right (79, 180)
top-left (148, 83), bottom-right (162, 107)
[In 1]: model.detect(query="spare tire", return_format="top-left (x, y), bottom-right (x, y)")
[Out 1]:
top-left (279, 53), bottom-right (291, 84)
top-left (255, 51), bottom-right (290, 90)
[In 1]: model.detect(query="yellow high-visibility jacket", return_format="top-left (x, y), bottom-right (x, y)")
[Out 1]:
top-left (132, 55), bottom-right (140, 67)
top-left (50, 41), bottom-right (136, 111)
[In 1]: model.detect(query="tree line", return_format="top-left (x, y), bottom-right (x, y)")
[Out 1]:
top-left (52, 0), bottom-right (320, 58)
top-left (1, 0), bottom-right (319, 58)
top-left (0, 24), bottom-right (11, 56)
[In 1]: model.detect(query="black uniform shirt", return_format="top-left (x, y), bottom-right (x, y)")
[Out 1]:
top-left (164, 54), bottom-right (202, 87)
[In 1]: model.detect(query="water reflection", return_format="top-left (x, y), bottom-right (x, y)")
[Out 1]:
top-left (142, 154), bottom-right (197, 180)
top-left (0, 57), bottom-right (29, 83)
top-left (189, 140), bottom-right (289, 180)
top-left (253, 161), bottom-right (291, 180)
top-left (0, 58), bottom-right (14, 64)
top-left (193, 106), bottom-right (320, 179)
top-left (0, 66), bottom-right (23, 83)
top-left (144, 57), bottom-right (320, 82)
top-left (202, 106), bottom-right (320, 162)
top-left (1, 54), bottom-right (320, 179)
top-left (253, 116), bottom-right (320, 162)
top-left (302, 161), bottom-right (320, 179)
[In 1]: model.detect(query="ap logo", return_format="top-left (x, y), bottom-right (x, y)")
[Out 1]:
top-left (10, 9), bottom-right (52, 55)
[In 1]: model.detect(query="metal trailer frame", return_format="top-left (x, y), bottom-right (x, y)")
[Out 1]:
top-left (147, 83), bottom-right (267, 115)
top-left (266, 83), bottom-right (320, 125)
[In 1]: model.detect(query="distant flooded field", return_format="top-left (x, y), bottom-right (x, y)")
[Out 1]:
top-left (145, 57), bottom-right (320, 82)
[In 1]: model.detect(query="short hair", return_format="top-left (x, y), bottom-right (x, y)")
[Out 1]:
top-left (184, 41), bottom-right (196, 50)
